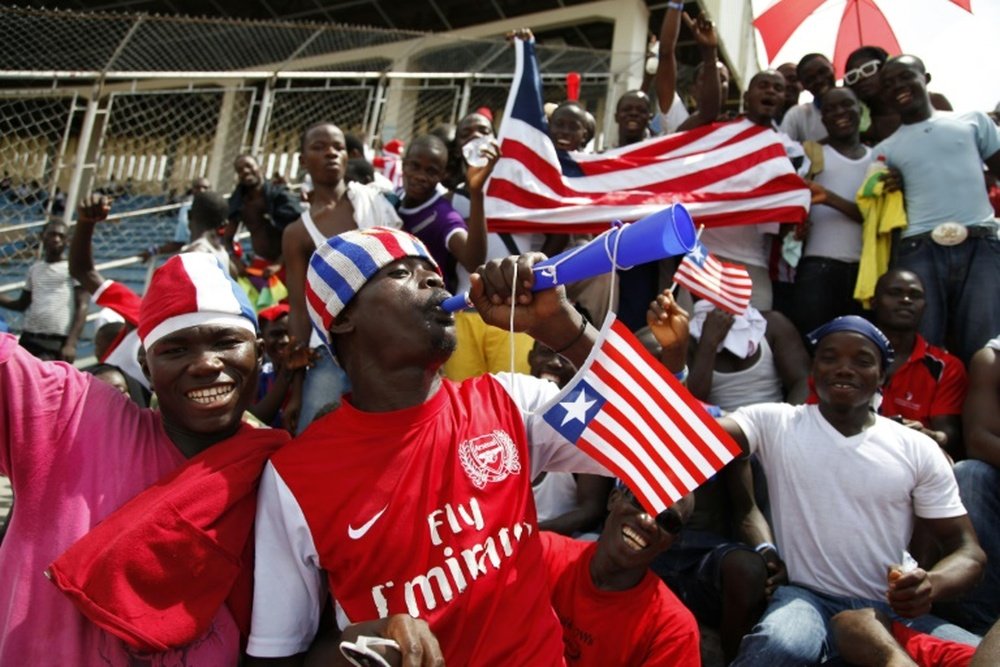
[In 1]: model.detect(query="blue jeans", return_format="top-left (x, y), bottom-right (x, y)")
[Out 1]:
top-left (936, 460), bottom-right (1000, 635)
top-left (893, 233), bottom-right (1000, 365)
top-left (730, 584), bottom-right (980, 666)
top-left (296, 345), bottom-right (349, 435)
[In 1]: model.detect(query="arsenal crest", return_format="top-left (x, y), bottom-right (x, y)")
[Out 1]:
top-left (458, 430), bottom-right (521, 489)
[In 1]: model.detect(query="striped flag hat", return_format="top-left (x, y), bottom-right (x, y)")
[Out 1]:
top-left (138, 252), bottom-right (257, 351)
top-left (305, 227), bottom-right (439, 345)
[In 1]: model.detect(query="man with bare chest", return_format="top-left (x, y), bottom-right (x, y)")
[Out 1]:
top-left (224, 154), bottom-right (302, 277)
top-left (281, 122), bottom-right (401, 432)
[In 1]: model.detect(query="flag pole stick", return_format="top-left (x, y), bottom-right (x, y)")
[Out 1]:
top-left (669, 223), bottom-right (705, 296)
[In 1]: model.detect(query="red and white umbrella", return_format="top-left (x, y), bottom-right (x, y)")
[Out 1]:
top-left (750, 0), bottom-right (1000, 113)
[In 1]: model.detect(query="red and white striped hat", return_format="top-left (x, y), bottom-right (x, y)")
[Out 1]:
top-left (305, 227), bottom-right (439, 345)
top-left (138, 253), bottom-right (257, 351)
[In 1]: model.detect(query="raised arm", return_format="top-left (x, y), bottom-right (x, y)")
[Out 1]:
top-left (470, 253), bottom-right (596, 370)
top-left (69, 194), bottom-right (112, 294)
top-left (61, 285), bottom-right (89, 363)
top-left (686, 308), bottom-right (734, 402)
top-left (653, 4), bottom-right (683, 114)
top-left (676, 13), bottom-right (722, 131)
top-left (646, 288), bottom-right (690, 375)
top-left (446, 140), bottom-right (499, 273)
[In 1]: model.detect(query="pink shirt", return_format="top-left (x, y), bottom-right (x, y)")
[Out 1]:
top-left (0, 333), bottom-right (239, 665)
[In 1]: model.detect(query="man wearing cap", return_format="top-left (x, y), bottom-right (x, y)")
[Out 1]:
top-left (0, 251), bottom-right (287, 664)
top-left (721, 316), bottom-right (984, 666)
top-left (246, 227), bottom-right (614, 665)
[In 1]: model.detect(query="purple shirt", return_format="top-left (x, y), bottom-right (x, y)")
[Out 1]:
top-left (397, 187), bottom-right (467, 276)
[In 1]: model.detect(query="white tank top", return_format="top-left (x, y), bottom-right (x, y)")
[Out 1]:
top-left (300, 210), bottom-right (327, 248)
top-left (709, 337), bottom-right (784, 412)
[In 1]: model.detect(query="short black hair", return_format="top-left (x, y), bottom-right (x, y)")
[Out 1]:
top-left (796, 53), bottom-right (831, 78)
top-left (189, 191), bottom-right (229, 234)
top-left (345, 157), bottom-right (375, 185)
top-left (344, 132), bottom-right (365, 156)
top-left (616, 89), bottom-right (651, 112)
top-left (846, 45), bottom-right (889, 68)
top-left (405, 134), bottom-right (448, 159)
top-left (300, 121), bottom-right (340, 152)
top-left (42, 219), bottom-right (67, 234)
top-left (551, 101), bottom-right (595, 143)
top-left (748, 69), bottom-right (782, 88)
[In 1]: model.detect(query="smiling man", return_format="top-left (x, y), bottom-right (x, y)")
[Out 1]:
top-left (540, 484), bottom-right (699, 665)
top-left (0, 251), bottom-right (288, 664)
top-left (722, 315), bottom-right (984, 666)
top-left (876, 54), bottom-right (1000, 365)
top-left (246, 227), bottom-right (615, 666)
top-left (779, 53), bottom-right (836, 142)
top-left (792, 86), bottom-right (872, 335)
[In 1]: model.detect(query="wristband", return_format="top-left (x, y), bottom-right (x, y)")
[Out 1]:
top-left (755, 541), bottom-right (778, 556)
top-left (554, 318), bottom-right (588, 355)
top-left (673, 365), bottom-right (689, 383)
top-left (666, 1), bottom-right (685, 11)
top-left (146, 245), bottom-right (158, 257)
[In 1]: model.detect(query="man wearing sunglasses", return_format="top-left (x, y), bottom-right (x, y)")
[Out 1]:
top-left (539, 483), bottom-right (700, 666)
top-left (843, 46), bottom-right (954, 146)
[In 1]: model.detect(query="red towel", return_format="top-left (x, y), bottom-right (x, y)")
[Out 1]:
top-left (47, 424), bottom-right (289, 652)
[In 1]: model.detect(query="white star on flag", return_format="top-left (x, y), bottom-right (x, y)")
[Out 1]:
top-left (689, 243), bottom-right (705, 263)
top-left (559, 389), bottom-right (596, 426)
top-left (541, 314), bottom-right (743, 516)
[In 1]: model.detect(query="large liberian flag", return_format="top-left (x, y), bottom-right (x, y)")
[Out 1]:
top-left (485, 37), bottom-right (811, 235)
top-left (540, 316), bottom-right (742, 514)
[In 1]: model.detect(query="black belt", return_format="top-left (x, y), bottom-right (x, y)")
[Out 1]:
top-left (21, 331), bottom-right (67, 340)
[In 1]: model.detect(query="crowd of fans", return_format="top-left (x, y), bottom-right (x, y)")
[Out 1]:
top-left (2, 6), bottom-right (1000, 666)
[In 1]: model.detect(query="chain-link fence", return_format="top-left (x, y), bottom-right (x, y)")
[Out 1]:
top-left (0, 5), bottom-right (631, 347)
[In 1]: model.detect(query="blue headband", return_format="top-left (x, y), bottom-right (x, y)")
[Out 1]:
top-left (807, 315), bottom-right (894, 368)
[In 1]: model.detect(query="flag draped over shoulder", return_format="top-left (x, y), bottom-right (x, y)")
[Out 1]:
top-left (485, 38), bottom-right (811, 235)
top-left (540, 316), bottom-right (743, 515)
top-left (674, 240), bottom-right (753, 315)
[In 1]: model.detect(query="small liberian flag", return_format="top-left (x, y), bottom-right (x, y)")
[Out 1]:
top-left (674, 240), bottom-right (753, 315)
top-left (485, 38), bottom-right (811, 235)
top-left (540, 315), bottom-right (742, 515)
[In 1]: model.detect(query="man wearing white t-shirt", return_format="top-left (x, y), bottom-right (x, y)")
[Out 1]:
top-left (792, 87), bottom-right (873, 335)
top-left (721, 316), bottom-right (984, 666)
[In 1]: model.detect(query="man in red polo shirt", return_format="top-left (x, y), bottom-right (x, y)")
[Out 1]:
top-left (873, 269), bottom-right (967, 457)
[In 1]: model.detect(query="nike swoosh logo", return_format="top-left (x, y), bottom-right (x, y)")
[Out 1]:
top-left (347, 505), bottom-right (389, 540)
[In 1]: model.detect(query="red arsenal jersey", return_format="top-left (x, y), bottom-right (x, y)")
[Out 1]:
top-left (248, 374), bottom-right (606, 664)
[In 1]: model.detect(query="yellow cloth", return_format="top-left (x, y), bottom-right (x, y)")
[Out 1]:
top-left (854, 164), bottom-right (907, 307)
top-left (442, 310), bottom-right (533, 381)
